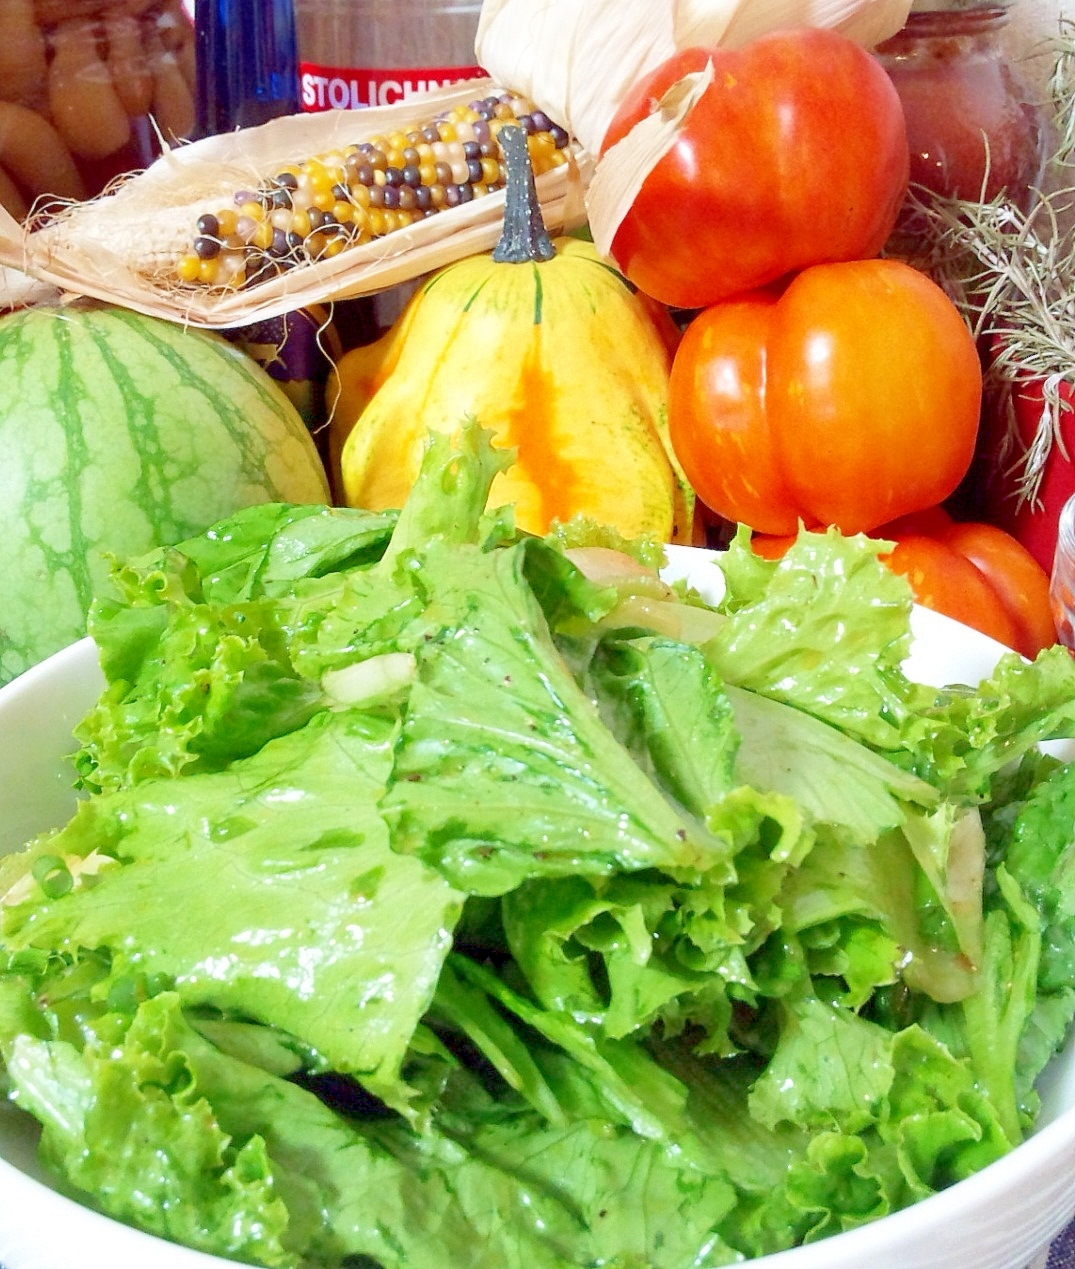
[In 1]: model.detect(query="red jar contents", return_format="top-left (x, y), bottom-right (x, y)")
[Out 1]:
top-left (875, 3), bottom-right (1046, 212)
top-left (1051, 495), bottom-right (1075, 650)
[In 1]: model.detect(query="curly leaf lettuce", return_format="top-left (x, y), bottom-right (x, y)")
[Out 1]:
top-left (2, 423), bottom-right (1075, 1267)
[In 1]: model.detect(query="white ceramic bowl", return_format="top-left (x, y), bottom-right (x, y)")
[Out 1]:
top-left (2, 577), bottom-right (1075, 1269)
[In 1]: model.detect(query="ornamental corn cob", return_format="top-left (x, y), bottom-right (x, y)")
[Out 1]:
top-left (175, 90), bottom-right (572, 290)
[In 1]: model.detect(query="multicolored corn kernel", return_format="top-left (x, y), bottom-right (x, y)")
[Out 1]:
top-left (175, 92), bottom-right (573, 290)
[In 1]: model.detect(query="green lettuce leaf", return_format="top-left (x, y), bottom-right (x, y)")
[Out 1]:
top-left (707, 526), bottom-right (927, 752)
top-left (3, 710), bottom-right (463, 1114)
top-left (9, 992), bottom-right (638, 1269)
top-left (778, 821), bottom-right (979, 1005)
top-left (7, 1001), bottom-right (295, 1267)
top-left (381, 541), bottom-right (725, 894)
top-left (3, 422), bottom-right (1075, 1268)
top-left (708, 527), bottom-right (1075, 801)
top-left (748, 994), bottom-right (896, 1135)
top-left (902, 649), bottom-right (1075, 797)
top-left (587, 634), bottom-right (740, 818)
top-left (725, 683), bottom-right (938, 840)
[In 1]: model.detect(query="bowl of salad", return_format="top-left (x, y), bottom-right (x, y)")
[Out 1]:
top-left (3, 424), bottom-right (1075, 1269)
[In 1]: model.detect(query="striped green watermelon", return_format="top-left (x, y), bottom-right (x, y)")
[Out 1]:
top-left (0, 304), bottom-right (330, 684)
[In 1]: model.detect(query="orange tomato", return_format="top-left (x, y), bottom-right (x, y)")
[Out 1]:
top-left (937, 521), bottom-right (1057, 658)
top-left (749, 533), bottom-right (797, 560)
top-left (669, 259), bottom-right (982, 536)
top-left (873, 506), bottom-right (955, 539)
top-left (882, 534), bottom-right (1023, 651)
top-left (874, 515), bottom-right (1056, 659)
top-left (751, 512), bottom-right (1057, 658)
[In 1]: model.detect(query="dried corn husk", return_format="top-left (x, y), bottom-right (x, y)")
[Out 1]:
top-left (0, 78), bottom-right (592, 329)
top-left (0, 262), bottom-right (56, 310)
top-left (476, 0), bottom-right (915, 156)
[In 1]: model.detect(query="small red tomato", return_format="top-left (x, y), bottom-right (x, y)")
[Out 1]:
top-left (874, 515), bottom-right (1056, 658)
top-left (750, 533), bottom-right (798, 561)
top-left (600, 27), bottom-right (909, 309)
top-left (882, 534), bottom-right (1023, 651)
top-left (874, 506), bottom-right (956, 539)
top-left (938, 521), bottom-right (1056, 658)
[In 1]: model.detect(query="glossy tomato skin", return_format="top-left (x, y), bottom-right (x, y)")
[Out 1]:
top-left (669, 289), bottom-right (802, 535)
top-left (669, 259), bottom-right (982, 536)
top-left (749, 532), bottom-right (797, 560)
top-left (873, 506), bottom-right (955, 539)
top-left (938, 520), bottom-right (1056, 658)
top-left (772, 260), bottom-right (982, 532)
top-left (874, 515), bottom-right (1056, 658)
top-left (601, 29), bottom-right (910, 309)
top-left (883, 534), bottom-right (1023, 651)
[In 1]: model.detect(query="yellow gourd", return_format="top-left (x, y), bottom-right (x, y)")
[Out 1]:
top-left (329, 124), bottom-right (692, 543)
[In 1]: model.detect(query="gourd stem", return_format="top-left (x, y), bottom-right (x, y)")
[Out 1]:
top-left (492, 124), bottom-right (557, 264)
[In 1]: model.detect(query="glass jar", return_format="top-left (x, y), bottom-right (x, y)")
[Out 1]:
top-left (875, 0), bottom-right (1047, 212)
top-left (1050, 494), bottom-right (1075, 651)
top-left (0, 0), bottom-right (195, 221)
top-left (193, 0), bottom-right (332, 453)
top-left (194, 0), bottom-right (299, 137)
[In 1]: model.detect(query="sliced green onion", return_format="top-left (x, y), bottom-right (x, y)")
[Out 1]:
top-left (31, 854), bottom-right (73, 899)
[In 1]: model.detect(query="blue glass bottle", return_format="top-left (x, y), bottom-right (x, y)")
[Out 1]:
top-left (195, 0), bottom-right (301, 138)
top-left (194, 0), bottom-right (331, 456)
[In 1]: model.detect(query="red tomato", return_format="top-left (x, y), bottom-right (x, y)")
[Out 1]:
top-left (750, 533), bottom-right (797, 560)
top-left (937, 521), bottom-right (1056, 658)
top-left (875, 515), bottom-right (1056, 658)
top-left (600, 28), bottom-right (909, 309)
top-left (634, 293), bottom-right (685, 358)
top-left (669, 259), bottom-right (982, 536)
top-left (874, 506), bottom-right (955, 539)
top-left (883, 535), bottom-right (1023, 651)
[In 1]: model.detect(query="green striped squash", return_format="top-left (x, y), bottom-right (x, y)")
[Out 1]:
top-left (0, 304), bottom-right (330, 684)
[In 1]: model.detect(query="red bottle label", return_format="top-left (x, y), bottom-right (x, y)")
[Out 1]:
top-left (299, 63), bottom-right (485, 111)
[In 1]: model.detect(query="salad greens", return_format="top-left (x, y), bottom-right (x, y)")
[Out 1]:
top-left (3, 421), bottom-right (1075, 1267)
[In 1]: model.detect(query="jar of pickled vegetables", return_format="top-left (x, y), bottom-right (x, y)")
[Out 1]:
top-left (875, 0), bottom-right (1046, 212)
top-left (0, 0), bottom-right (195, 221)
